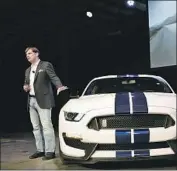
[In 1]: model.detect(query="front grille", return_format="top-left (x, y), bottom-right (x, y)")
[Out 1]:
top-left (63, 135), bottom-right (169, 151)
top-left (88, 114), bottom-right (175, 130)
top-left (97, 142), bottom-right (169, 151)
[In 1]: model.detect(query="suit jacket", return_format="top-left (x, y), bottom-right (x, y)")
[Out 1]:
top-left (24, 60), bottom-right (63, 109)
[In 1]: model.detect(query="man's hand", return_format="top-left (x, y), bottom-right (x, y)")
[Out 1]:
top-left (57, 86), bottom-right (68, 95)
top-left (23, 84), bottom-right (31, 92)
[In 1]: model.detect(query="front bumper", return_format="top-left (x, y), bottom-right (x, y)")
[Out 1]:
top-left (61, 154), bottom-right (177, 164)
top-left (59, 108), bottom-right (176, 163)
top-left (60, 133), bottom-right (177, 163)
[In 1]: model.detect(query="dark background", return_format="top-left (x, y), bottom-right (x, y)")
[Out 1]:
top-left (1, 0), bottom-right (176, 133)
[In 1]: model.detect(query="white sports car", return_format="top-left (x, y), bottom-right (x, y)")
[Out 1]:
top-left (58, 74), bottom-right (177, 164)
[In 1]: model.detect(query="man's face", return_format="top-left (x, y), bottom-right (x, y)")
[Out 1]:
top-left (26, 49), bottom-right (38, 63)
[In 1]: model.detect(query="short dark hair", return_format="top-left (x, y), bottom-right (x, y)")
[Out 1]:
top-left (25, 47), bottom-right (40, 54)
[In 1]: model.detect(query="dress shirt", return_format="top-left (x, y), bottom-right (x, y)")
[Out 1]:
top-left (29, 59), bottom-right (40, 95)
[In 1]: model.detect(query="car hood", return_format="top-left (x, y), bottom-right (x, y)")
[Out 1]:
top-left (63, 92), bottom-right (176, 113)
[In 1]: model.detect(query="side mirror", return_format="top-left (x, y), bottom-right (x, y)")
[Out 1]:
top-left (70, 90), bottom-right (80, 99)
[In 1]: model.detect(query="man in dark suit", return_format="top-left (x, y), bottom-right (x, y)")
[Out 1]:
top-left (23, 47), bottom-right (67, 160)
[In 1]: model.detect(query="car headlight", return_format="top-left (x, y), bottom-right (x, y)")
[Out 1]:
top-left (64, 111), bottom-right (85, 121)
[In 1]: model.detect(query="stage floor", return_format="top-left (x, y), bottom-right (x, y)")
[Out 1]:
top-left (1, 132), bottom-right (176, 170)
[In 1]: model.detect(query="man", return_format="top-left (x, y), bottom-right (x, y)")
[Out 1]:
top-left (23, 47), bottom-right (67, 160)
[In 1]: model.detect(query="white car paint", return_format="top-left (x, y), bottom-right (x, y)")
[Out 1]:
top-left (58, 74), bottom-right (176, 161)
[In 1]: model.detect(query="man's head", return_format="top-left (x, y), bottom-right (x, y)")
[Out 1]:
top-left (25, 47), bottom-right (40, 64)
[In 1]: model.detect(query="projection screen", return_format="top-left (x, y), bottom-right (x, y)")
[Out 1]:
top-left (148, 1), bottom-right (176, 68)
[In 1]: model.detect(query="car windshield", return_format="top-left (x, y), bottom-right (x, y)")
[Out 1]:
top-left (84, 77), bottom-right (172, 95)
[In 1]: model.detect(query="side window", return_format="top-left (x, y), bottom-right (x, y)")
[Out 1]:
top-left (91, 85), bottom-right (99, 94)
top-left (85, 82), bottom-right (96, 95)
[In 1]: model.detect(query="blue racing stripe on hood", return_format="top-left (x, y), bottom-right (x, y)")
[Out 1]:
top-left (116, 130), bottom-right (131, 144)
top-left (131, 92), bottom-right (150, 156)
top-left (134, 149), bottom-right (150, 157)
top-left (118, 74), bottom-right (139, 78)
top-left (134, 129), bottom-right (150, 143)
top-left (131, 92), bottom-right (148, 113)
top-left (115, 92), bottom-right (130, 114)
top-left (116, 151), bottom-right (131, 158)
top-left (133, 129), bottom-right (150, 157)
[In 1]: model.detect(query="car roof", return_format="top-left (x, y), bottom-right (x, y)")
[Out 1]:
top-left (92, 74), bottom-right (163, 81)
top-left (81, 74), bottom-right (175, 95)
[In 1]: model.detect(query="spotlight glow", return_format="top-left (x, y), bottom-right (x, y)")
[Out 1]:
top-left (127, 0), bottom-right (135, 6)
top-left (86, 11), bottom-right (93, 18)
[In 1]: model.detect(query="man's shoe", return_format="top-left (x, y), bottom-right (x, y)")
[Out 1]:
top-left (42, 152), bottom-right (55, 160)
top-left (29, 151), bottom-right (45, 159)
